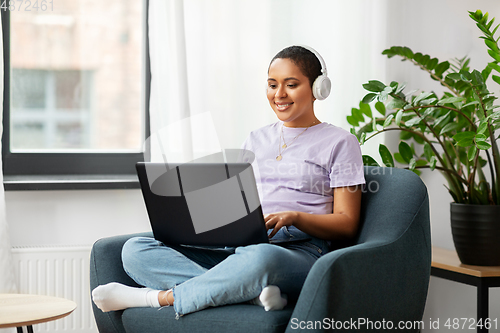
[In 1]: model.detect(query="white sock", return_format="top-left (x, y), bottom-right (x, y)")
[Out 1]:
top-left (251, 285), bottom-right (287, 311)
top-left (92, 282), bottom-right (161, 312)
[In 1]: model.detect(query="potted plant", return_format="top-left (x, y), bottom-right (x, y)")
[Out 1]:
top-left (347, 10), bottom-right (500, 266)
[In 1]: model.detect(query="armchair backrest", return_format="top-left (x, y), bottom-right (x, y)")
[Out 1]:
top-left (356, 166), bottom-right (430, 247)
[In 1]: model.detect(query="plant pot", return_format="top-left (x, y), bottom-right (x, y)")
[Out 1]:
top-left (450, 203), bottom-right (500, 266)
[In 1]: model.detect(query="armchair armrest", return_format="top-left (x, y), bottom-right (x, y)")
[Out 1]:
top-left (90, 232), bottom-right (152, 333)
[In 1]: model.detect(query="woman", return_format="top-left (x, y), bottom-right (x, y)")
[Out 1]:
top-left (92, 45), bottom-right (365, 318)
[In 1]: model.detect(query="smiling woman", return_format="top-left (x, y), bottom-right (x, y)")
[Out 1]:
top-left (92, 44), bottom-right (366, 317)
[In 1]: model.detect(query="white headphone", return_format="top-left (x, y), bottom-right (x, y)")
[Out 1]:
top-left (298, 45), bottom-right (331, 100)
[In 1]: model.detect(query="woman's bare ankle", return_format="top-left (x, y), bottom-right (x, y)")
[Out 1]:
top-left (158, 289), bottom-right (174, 307)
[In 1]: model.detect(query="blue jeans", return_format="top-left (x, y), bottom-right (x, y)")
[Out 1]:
top-left (121, 226), bottom-right (329, 317)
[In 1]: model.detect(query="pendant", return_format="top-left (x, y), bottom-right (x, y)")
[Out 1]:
top-left (276, 155), bottom-right (282, 161)
top-left (282, 144), bottom-right (287, 148)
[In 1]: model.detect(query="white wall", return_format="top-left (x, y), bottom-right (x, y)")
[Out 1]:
top-left (385, 0), bottom-right (500, 331)
top-left (6, 189), bottom-right (150, 248)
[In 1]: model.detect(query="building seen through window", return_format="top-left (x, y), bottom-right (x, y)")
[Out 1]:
top-left (9, 0), bottom-right (144, 152)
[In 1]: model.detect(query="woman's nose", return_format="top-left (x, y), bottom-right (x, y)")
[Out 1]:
top-left (275, 85), bottom-right (287, 98)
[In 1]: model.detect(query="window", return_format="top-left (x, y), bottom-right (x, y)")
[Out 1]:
top-left (2, 0), bottom-right (150, 186)
top-left (11, 69), bottom-right (92, 150)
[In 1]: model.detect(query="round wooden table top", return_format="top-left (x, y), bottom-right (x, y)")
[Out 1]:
top-left (0, 294), bottom-right (77, 328)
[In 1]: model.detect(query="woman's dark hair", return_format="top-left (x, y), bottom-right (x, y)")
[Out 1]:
top-left (269, 46), bottom-right (323, 88)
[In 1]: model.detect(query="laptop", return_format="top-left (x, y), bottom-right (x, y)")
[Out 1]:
top-left (136, 162), bottom-right (310, 247)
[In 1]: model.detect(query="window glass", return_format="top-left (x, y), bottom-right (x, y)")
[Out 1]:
top-left (9, 0), bottom-right (144, 152)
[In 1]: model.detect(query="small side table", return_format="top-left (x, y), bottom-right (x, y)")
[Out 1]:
top-left (0, 294), bottom-right (77, 333)
top-left (431, 247), bottom-right (500, 333)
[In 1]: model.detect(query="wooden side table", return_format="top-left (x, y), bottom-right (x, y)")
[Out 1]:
top-left (431, 247), bottom-right (500, 333)
top-left (0, 294), bottom-right (77, 333)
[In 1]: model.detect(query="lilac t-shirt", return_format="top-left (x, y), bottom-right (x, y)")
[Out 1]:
top-left (240, 121), bottom-right (365, 215)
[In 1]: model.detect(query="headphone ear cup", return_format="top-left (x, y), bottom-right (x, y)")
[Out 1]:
top-left (312, 75), bottom-right (331, 100)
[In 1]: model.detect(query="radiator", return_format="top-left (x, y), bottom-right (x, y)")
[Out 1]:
top-left (11, 246), bottom-right (98, 333)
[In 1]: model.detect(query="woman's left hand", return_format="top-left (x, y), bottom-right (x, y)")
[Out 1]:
top-left (264, 211), bottom-right (299, 238)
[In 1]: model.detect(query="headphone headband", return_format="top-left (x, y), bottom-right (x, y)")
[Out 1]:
top-left (297, 44), bottom-right (328, 76)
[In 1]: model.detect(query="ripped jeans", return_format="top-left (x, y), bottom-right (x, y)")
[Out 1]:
top-left (121, 226), bottom-right (329, 317)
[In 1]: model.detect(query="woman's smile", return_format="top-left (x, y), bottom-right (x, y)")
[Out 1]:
top-left (275, 102), bottom-right (294, 112)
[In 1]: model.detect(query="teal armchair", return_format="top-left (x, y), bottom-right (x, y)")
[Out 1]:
top-left (90, 166), bottom-right (431, 332)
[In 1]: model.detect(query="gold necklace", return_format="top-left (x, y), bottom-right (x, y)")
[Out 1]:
top-left (276, 120), bottom-right (318, 161)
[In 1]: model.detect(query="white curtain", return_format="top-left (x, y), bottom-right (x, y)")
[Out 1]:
top-left (148, 0), bottom-right (388, 162)
top-left (0, 13), bottom-right (17, 294)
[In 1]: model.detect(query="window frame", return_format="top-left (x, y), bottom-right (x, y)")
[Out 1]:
top-left (1, 0), bottom-right (150, 183)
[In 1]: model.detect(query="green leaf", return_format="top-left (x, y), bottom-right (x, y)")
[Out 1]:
top-left (476, 141), bottom-right (492, 150)
top-left (383, 114), bottom-right (394, 128)
top-left (395, 110), bottom-right (403, 126)
top-left (420, 54), bottom-right (430, 66)
top-left (463, 100), bottom-right (480, 108)
top-left (382, 48), bottom-right (397, 58)
top-left (394, 152), bottom-right (406, 164)
top-left (379, 144), bottom-right (395, 167)
top-left (399, 141), bottom-right (413, 163)
top-left (402, 47), bottom-right (414, 59)
top-left (363, 80), bottom-right (386, 92)
top-left (485, 39), bottom-right (499, 51)
top-left (416, 160), bottom-right (428, 168)
top-left (437, 97), bottom-right (466, 105)
top-left (460, 73), bottom-right (471, 82)
top-left (446, 73), bottom-right (463, 81)
top-left (440, 122), bottom-right (461, 135)
top-left (400, 131), bottom-right (412, 140)
top-left (475, 134), bottom-right (487, 141)
top-left (468, 145), bottom-right (477, 161)
top-left (419, 98), bottom-right (437, 106)
top-left (346, 115), bottom-right (359, 127)
top-left (452, 131), bottom-right (476, 142)
top-left (362, 93), bottom-right (377, 104)
top-left (477, 121), bottom-right (489, 134)
top-left (352, 108), bottom-right (364, 122)
top-left (426, 58), bottom-right (439, 71)
top-left (492, 75), bottom-right (500, 85)
top-left (488, 49), bottom-right (500, 62)
top-left (434, 61), bottom-right (450, 76)
top-left (457, 138), bottom-right (474, 147)
top-left (359, 102), bottom-right (372, 118)
top-left (379, 86), bottom-right (393, 103)
top-left (430, 156), bottom-right (437, 170)
top-left (492, 22), bottom-right (500, 36)
top-left (488, 62), bottom-right (500, 73)
top-left (413, 92), bottom-right (434, 105)
top-left (434, 111), bottom-right (451, 128)
top-left (395, 82), bottom-right (407, 94)
top-left (405, 117), bottom-right (422, 127)
top-left (472, 69), bottom-right (485, 85)
top-left (413, 132), bottom-right (425, 144)
top-left (386, 98), bottom-right (406, 110)
top-left (374, 101), bottom-right (386, 116)
top-left (408, 158), bottom-right (417, 171)
top-left (423, 142), bottom-right (434, 161)
top-left (362, 155), bottom-right (379, 167)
